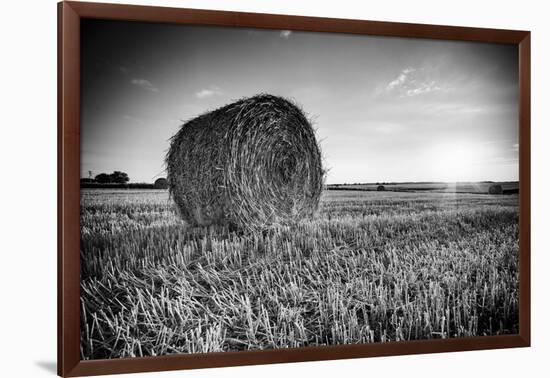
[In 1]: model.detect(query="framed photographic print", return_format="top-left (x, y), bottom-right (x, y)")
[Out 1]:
top-left (58, 1), bottom-right (530, 376)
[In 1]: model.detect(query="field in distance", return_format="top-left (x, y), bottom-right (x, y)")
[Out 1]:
top-left (327, 181), bottom-right (519, 194)
top-left (80, 188), bottom-right (519, 359)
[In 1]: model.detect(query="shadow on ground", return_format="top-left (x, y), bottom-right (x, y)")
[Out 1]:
top-left (35, 361), bottom-right (56, 375)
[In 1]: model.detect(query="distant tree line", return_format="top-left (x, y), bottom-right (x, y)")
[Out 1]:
top-left (81, 171), bottom-right (169, 189)
top-left (90, 171), bottom-right (130, 184)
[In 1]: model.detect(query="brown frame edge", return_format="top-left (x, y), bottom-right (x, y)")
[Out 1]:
top-left (58, 1), bottom-right (531, 377)
top-left (58, 1), bottom-right (81, 376)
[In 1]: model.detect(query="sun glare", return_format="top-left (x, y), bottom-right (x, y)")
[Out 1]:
top-left (430, 142), bottom-right (480, 182)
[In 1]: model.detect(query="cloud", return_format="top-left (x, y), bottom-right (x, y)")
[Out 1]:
top-left (373, 122), bottom-right (403, 135)
top-left (385, 67), bottom-right (444, 97)
top-left (122, 115), bottom-right (144, 124)
top-left (387, 68), bottom-right (415, 90)
top-left (195, 86), bottom-right (222, 99)
top-left (280, 30), bottom-right (292, 39)
top-left (130, 78), bottom-right (159, 92)
top-left (405, 81), bottom-right (441, 96)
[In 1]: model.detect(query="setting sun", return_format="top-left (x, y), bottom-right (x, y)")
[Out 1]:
top-left (429, 142), bottom-right (483, 182)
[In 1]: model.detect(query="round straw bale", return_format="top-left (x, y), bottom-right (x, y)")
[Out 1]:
top-left (154, 178), bottom-right (168, 189)
top-left (166, 94), bottom-right (324, 231)
top-left (488, 184), bottom-right (503, 194)
top-left (377, 185), bottom-right (385, 191)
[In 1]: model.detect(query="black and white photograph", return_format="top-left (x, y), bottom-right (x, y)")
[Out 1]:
top-left (79, 19), bottom-right (520, 360)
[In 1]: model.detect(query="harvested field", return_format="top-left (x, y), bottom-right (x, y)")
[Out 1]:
top-left (80, 188), bottom-right (519, 359)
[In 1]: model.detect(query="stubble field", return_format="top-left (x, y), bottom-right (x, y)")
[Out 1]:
top-left (80, 188), bottom-right (519, 360)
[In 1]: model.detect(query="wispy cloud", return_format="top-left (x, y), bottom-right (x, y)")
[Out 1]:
top-left (371, 122), bottom-right (403, 135)
top-left (279, 30), bottom-right (292, 39)
top-left (387, 68), bottom-right (415, 90)
top-left (122, 115), bottom-right (144, 124)
top-left (385, 67), bottom-right (444, 97)
top-left (131, 78), bottom-right (159, 92)
top-left (405, 81), bottom-right (441, 96)
top-left (422, 103), bottom-right (487, 115)
top-left (195, 86), bottom-right (222, 99)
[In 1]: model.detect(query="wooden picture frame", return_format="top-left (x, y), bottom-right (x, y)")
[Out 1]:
top-left (58, 1), bottom-right (531, 376)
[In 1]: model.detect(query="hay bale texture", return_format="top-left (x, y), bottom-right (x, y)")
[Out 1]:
top-left (167, 94), bottom-right (324, 231)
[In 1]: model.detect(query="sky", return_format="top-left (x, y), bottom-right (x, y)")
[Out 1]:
top-left (81, 19), bottom-right (519, 184)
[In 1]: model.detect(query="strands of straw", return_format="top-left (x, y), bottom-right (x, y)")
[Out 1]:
top-left (167, 94), bottom-right (324, 231)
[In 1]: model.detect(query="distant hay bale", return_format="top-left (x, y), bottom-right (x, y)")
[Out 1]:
top-left (488, 184), bottom-right (503, 194)
top-left (377, 185), bottom-right (385, 191)
top-left (154, 178), bottom-right (168, 189)
top-left (167, 94), bottom-right (324, 231)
